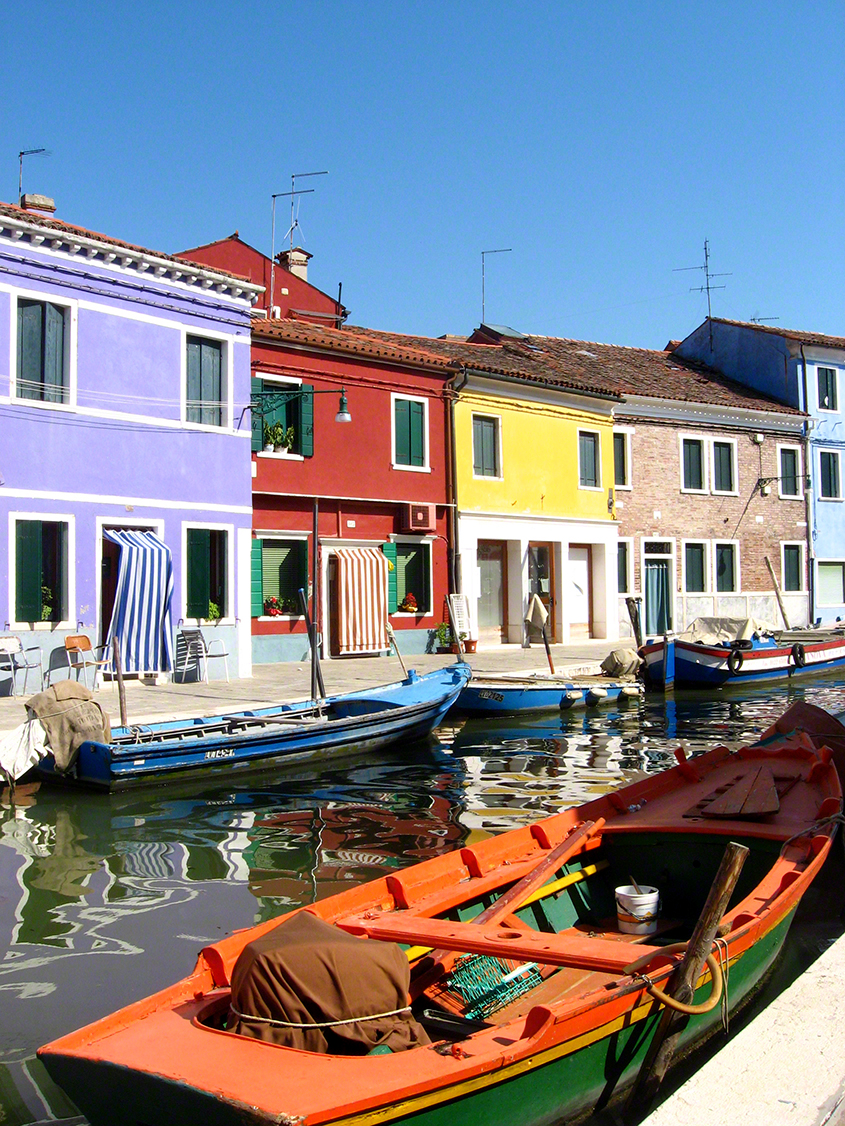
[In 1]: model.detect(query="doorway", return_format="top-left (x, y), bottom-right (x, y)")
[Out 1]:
top-left (644, 540), bottom-right (673, 636)
top-left (568, 545), bottom-right (592, 638)
top-left (527, 542), bottom-right (555, 642)
top-left (477, 540), bottom-right (507, 644)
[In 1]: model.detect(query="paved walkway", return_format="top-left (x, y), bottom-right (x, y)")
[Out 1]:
top-left (0, 638), bottom-right (614, 734)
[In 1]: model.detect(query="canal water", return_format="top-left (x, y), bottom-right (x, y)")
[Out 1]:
top-left (1, 676), bottom-right (844, 1124)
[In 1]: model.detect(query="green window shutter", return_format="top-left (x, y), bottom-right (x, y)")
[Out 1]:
top-left (251, 378), bottom-right (265, 451)
top-left (187, 528), bottom-right (211, 617)
top-left (685, 543), bottom-right (706, 592)
top-left (683, 439), bottom-right (703, 490)
top-left (617, 542), bottom-right (628, 594)
top-left (409, 400), bottom-right (425, 466)
top-left (251, 539), bottom-right (264, 616)
top-left (713, 442), bottom-right (733, 491)
top-left (17, 300), bottom-right (43, 400)
top-left (299, 384), bottom-right (314, 457)
top-left (473, 417), bottom-right (497, 476)
top-left (186, 338), bottom-right (201, 423)
top-left (16, 520), bottom-right (43, 621)
top-left (783, 545), bottom-right (801, 592)
top-left (396, 544), bottom-right (430, 612)
top-left (780, 449), bottom-right (798, 495)
top-left (201, 340), bottom-right (222, 426)
top-left (383, 540), bottom-right (398, 612)
top-left (613, 434), bottom-right (627, 486)
top-left (579, 433), bottom-right (598, 487)
top-left (44, 302), bottom-right (65, 403)
top-left (394, 399), bottom-right (410, 465)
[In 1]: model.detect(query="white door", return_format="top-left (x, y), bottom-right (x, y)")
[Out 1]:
top-left (568, 546), bottom-right (591, 638)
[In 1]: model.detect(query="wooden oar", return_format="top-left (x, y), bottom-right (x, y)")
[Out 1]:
top-left (410, 818), bottom-right (604, 997)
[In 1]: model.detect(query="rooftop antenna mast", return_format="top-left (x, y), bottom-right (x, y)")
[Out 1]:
top-left (750, 313), bottom-right (779, 324)
top-left (674, 238), bottom-right (731, 350)
top-left (269, 170), bottom-right (328, 317)
top-left (18, 147), bottom-right (50, 202)
top-left (481, 247), bottom-right (512, 324)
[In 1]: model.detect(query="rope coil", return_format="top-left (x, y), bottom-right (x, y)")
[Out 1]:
top-left (228, 1002), bottom-right (411, 1029)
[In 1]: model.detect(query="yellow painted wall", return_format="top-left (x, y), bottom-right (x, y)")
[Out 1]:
top-left (455, 390), bottom-right (615, 520)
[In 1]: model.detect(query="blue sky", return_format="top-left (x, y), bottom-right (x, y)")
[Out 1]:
top-left (4, 1), bottom-right (843, 348)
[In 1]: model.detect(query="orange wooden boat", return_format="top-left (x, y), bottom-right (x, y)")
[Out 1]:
top-left (38, 702), bottom-right (844, 1126)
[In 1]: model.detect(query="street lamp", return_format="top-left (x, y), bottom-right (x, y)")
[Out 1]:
top-left (249, 386), bottom-right (352, 428)
top-left (335, 390), bottom-right (351, 423)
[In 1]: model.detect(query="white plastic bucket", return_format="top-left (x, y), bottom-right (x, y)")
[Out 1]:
top-left (615, 885), bottom-right (660, 935)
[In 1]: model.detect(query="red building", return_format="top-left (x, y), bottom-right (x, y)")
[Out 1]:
top-left (248, 319), bottom-right (456, 662)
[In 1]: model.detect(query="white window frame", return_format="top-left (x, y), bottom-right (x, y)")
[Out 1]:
top-left (577, 428), bottom-right (602, 491)
top-left (710, 437), bottom-right (739, 496)
top-left (255, 533), bottom-right (309, 620)
top-left (713, 539), bottom-right (740, 594)
top-left (612, 427), bottom-right (633, 491)
top-left (781, 541), bottom-right (805, 593)
top-left (777, 443), bottom-right (804, 500)
top-left (818, 447), bottom-right (842, 501)
top-left (679, 433), bottom-right (708, 494)
top-left (254, 372), bottom-right (306, 461)
top-left (816, 560), bottom-right (845, 606)
top-left (681, 539), bottom-right (710, 593)
top-left (181, 520), bottom-right (235, 624)
top-left (617, 536), bottom-right (633, 595)
top-left (817, 365), bottom-right (839, 413)
top-left (10, 287), bottom-right (78, 410)
top-left (390, 535), bottom-right (435, 617)
top-left (391, 392), bottom-right (430, 473)
top-left (471, 412), bottom-right (503, 480)
top-left (180, 327), bottom-right (233, 432)
top-left (8, 511), bottom-right (76, 630)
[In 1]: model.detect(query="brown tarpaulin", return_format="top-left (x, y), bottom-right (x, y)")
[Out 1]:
top-left (26, 682), bottom-right (111, 773)
top-left (228, 911), bottom-right (430, 1054)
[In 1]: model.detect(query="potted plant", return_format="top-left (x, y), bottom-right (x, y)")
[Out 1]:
top-left (433, 621), bottom-right (452, 653)
top-left (264, 595), bottom-right (283, 617)
top-left (207, 600), bottom-right (221, 623)
top-left (262, 423), bottom-right (275, 452)
top-left (265, 422), bottom-right (287, 452)
top-left (398, 591), bottom-right (418, 613)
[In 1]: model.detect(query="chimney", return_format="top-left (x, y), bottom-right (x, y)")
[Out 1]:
top-left (277, 246), bottom-right (312, 283)
top-left (19, 193), bottom-right (56, 216)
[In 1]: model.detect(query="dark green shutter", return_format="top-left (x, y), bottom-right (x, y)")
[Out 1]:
top-left (714, 442), bottom-right (732, 491)
top-left (473, 417), bottom-right (497, 476)
top-left (381, 542), bottom-right (398, 612)
top-left (394, 399), bottom-right (410, 464)
top-left (409, 400), bottom-right (424, 466)
top-left (780, 449), bottom-right (798, 495)
top-left (44, 302), bottom-right (64, 403)
top-left (17, 300), bottom-right (43, 400)
top-left (299, 384), bottom-right (314, 457)
top-left (784, 545), bottom-right (801, 592)
top-left (580, 433), bottom-right (597, 487)
top-left (251, 540), bottom-right (264, 616)
top-left (251, 378), bottom-right (265, 451)
top-left (187, 528), bottom-right (211, 617)
top-left (16, 521), bottom-right (43, 621)
top-left (683, 440), bottom-right (703, 490)
top-left (186, 338), bottom-right (201, 422)
top-left (617, 542), bottom-right (628, 594)
top-left (613, 433), bottom-right (626, 486)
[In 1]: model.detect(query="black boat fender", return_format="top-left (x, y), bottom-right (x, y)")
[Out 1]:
top-left (791, 643), bottom-right (806, 668)
top-left (727, 648), bottom-right (744, 675)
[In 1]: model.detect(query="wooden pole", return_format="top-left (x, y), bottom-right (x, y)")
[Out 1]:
top-left (387, 624), bottom-right (408, 679)
top-left (541, 621), bottom-right (555, 674)
top-left (626, 839), bottom-right (749, 1115)
top-left (112, 636), bottom-right (128, 728)
top-left (765, 555), bottom-right (791, 630)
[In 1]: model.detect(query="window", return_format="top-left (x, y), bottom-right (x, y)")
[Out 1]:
top-left (818, 366), bottom-right (838, 411)
top-left (712, 441), bottom-right (735, 493)
top-left (579, 431), bottom-right (600, 488)
top-left (395, 543), bottom-right (431, 613)
top-left (186, 336), bottom-right (225, 426)
top-left (253, 539), bottom-right (307, 616)
top-left (820, 450), bottom-right (840, 499)
top-left (17, 298), bottom-right (68, 403)
top-left (682, 438), bottom-right (704, 491)
top-left (393, 396), bottom-right (427, 469)
top-left (684, 542), bottom-right (707, 592)
top-left (617, 541), bottom-right (630, 594)
top-left (818, 562), bottom-right (845, 605)
top-left (15, 519), bottom-right (68, 622)
top-left (779, 447), bottom-right (801, 497)
top-left (251, 377), bottom-right (313, 456)
top-left (613, 432), bottom-right (630, 487)
top-left (472, 415), bottom-right (499, 477)
top-left (783, 545), bottom-right (802, 592)
top-left (715, 543), bottom-right (737, 592)
top-left (186, 528), bottom-right (228, 618)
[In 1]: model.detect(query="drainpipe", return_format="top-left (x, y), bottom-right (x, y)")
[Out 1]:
top-left (446, 366), bottom-right (469, 594)
top-left (800, 344), bottom-right (815, 625)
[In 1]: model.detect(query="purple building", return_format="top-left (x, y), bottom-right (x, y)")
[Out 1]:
top-left (0, 196), bottom-right (262, 688)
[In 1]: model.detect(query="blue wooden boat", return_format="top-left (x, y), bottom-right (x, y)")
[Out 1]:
top-left (35, 664), bottom-right (471, 790)
top-left (456, 674), bottom-right (642, 716)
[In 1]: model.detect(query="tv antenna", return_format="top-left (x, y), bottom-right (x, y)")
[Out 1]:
top-left (750, 313), bottom-right (779, 325)
top-left (269, 170), bottom-right (328, 316)
top-left (18, 147), bottom-right (51, 202)
top-left (674, 239), bottom-right (731, 349)
top-left (481, 247), bottom-right (512, 323)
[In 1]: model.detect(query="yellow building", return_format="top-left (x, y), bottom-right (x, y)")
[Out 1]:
top-left (452, 353), bottom-right (621, 645)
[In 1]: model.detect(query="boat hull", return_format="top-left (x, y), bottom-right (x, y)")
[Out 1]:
top-left (457, 679), bottom-right (641, 715)
top-left (641, 635), bottom-right (845, 688)
top-left (36, 664), bottom-right (471, 790)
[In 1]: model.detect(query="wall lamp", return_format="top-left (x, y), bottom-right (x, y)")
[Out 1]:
top-left (756, 474), bottom-right (811, 496)
top-left (250, 386), bottom-right (352, 424)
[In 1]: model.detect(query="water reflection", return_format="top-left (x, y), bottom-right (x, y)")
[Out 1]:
top-left (0, 677), bottom-right (844, 1122)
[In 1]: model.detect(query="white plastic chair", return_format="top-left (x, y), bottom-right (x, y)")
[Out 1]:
top-left (178, 629), bottom-right (229, 683)
top-left (0, 635), bottom-right (43, 696)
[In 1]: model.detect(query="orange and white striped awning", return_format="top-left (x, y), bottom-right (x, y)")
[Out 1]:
top-left (335, 548), bottom-right (389, 655)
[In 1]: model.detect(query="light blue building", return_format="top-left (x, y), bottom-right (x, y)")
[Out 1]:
top-left (676, 318), bottom-right (845, 625)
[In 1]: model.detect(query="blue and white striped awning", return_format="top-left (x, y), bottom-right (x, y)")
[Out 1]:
top-left (104, 529), bottom-right (175, 674)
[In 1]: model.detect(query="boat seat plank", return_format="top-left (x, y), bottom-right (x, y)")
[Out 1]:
top-left (339, 914), bottom-right (662, 973)
top-left (702, 767), bottom-right (780, 819)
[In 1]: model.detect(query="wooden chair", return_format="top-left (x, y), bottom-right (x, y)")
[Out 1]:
top-left (0, 635), bottom-right (43, 696)
top-left (177, 629), bottom-right (229, 683)
top-left (46, 635), bottom-right (110, 690)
